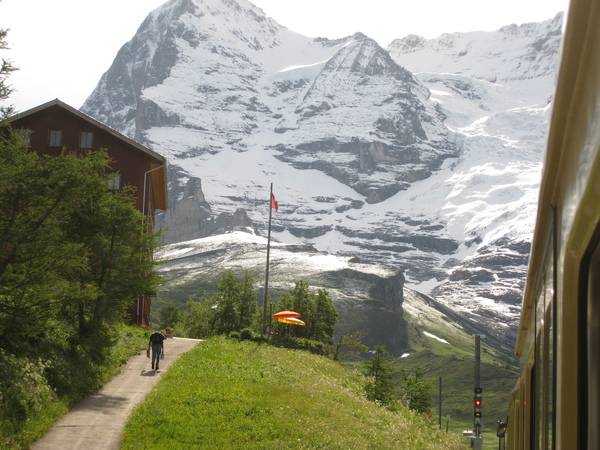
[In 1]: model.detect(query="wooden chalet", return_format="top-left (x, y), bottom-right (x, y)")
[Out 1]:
top-left (7, 99), bottom-right (168, 327)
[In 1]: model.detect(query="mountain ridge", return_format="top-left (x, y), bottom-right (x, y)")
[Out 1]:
top-left (80, 0), bottom-right (564, 351)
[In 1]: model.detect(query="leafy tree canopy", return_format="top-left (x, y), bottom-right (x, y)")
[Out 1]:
top-left (178, 270), bottom-right (257, 338)
top-left (0, 19), bottom-right (17, 120)
top-left (362, 345), bottom-right (397, 409)
top-left (0, 130), bottom-right (162, 353)
top-left (159, 305), bottom-right (182, 329)
top-left (400, 367), bottom-right (432, 414)
top-left (274, 281), bottom-right (338, 342)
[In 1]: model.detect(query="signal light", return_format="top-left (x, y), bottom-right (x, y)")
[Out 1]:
top-left (473, 389), bottom-right (483, 423)
top-left (474, 394), bottom-right (482, 419)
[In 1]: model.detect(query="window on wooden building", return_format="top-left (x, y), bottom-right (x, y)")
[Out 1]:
top-left (80, 131), bottom-right (93, 149)
top-left (107, 173), bottom-right (121, 191)
top-left (17, 129), bottom-right (32, 146)
top-left (48, 130), bottom-right (62, 147)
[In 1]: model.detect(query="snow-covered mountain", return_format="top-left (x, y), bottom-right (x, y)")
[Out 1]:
top-left (81, 0), bottom-right (564, 349)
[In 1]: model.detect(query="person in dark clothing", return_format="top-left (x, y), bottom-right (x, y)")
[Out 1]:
top-left (148, 331), bottom-right (165, 370)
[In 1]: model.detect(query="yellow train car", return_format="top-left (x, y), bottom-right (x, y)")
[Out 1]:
top-left (507, 0), bottom-right (600, 448)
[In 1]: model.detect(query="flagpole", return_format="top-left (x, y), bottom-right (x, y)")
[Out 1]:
top-left (262, 183), bottom-right (274, 335)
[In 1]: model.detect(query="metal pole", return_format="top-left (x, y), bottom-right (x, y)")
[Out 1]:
top-left (261, 183), bottom-right (274, 335)
top-left (439, 376), bottom-right (442, 428)
top-left (472, 333), bottom-right (485, 446)
top-left (475, 335), bottom-right (481, 390)
top-left (475, 334), bottom-right (481, 439)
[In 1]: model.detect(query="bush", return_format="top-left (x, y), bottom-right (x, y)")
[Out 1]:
top-left (0, 325), bottom-right (148, 448)
top-left (228, 331), bottom-right (241, 340)
top-left (362, 346), bottom-right (397, 410)
top-left (239, 328), bottom-right (253, 341)
top-left (269, 336), bottom-right (326, 355)
top-left (0, 349), bottom-right (55, 425)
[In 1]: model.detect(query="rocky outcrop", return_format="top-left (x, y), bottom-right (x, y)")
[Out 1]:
top-left (155, 232), bottom-right (408, 354)
top-left (156, 171), bottom-right (254, 244)
top-left (270, 33), bottom-right (458, 204)
top-left (330, 268), bottom-right (405, 314)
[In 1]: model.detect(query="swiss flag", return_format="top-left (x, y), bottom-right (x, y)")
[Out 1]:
top-left (271, 193), bottom-right (279, 211)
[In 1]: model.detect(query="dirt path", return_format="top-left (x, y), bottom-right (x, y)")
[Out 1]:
top-left (32, 337), bottom-right (201, 450)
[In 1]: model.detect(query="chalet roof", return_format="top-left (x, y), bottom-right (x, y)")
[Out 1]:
top-left (7, 99), bottom-right (168, 211)
top-left (8, 99), bottom-right (165, 163)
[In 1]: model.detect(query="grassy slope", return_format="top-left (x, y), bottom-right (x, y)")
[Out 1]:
top-left (123, 337), bottom-right (466, 449)
top-left (154, 250), bottom-right (517, 448)
top-left (399, 291), bottom-right (518, 445)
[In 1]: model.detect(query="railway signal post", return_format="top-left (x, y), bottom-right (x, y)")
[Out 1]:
top-left (471, 334), bottom-right (485, 449)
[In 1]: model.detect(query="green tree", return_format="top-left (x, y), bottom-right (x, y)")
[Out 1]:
top-left (277, 280), bottom-right (313, 330)
top-left (400, 367), bottom-right (432, 414)
top-left (0, 16), bottom-right (17, 120)
top-left (178, 297), bottom-right (215, 338)
top-left (362, 345), bottom-right (397, 409)
top-left (0, 137), bottom-right (99, 344)
top-left (331, 332), bottom-right (368, 361)
top-left (211, 270), bottom-right (256, 334)
top-left (179, 270), bottom-right (257, 338)
top-left (0, 139), bottom-right (162, 352)
top-left (237, 271), bottom-right (256, 330)
top-left (159, 305), bottom-right (182, 329)
top-left (275, 281), bottom-right (338, 342)
top-left (63, 183), bottom-right (162, 342)
top-left (311, 288), bottom-right (338, 342)
top-left (210, 271), bottom-right (238, 334)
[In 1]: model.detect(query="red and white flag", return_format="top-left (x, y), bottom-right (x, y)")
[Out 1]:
top-left (271, 193), bottom-right (279, 211)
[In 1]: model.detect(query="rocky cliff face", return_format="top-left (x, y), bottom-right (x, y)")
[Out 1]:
top-left (157, 166), bottom-right (254, 243)
top-left (80, 0), bottom-right (564, 351)
top-left (270, 32), bottom-right (458, 204)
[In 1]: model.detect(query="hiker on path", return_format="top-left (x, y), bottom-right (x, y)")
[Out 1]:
top-left (148, 331), bottom-right (166, 370)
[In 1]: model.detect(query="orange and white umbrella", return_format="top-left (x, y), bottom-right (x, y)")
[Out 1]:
top-left (277, 317), bottom-right (305, 326)
top-left (272, 310), bottom-right (301, 319)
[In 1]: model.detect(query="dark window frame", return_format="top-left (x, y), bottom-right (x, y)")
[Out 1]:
top-left (107, 172), bottom-right (121, 191)
top-left (48, 129), bottom-right (62, 147)
top-left (79, 131), bottom-right (93, 149)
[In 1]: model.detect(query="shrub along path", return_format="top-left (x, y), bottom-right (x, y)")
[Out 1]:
top-left (31, 337), bottom-right (202, 450)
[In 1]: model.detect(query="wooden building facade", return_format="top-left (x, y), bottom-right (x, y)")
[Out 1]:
top-left (7, 99), bottom-right (167, 327)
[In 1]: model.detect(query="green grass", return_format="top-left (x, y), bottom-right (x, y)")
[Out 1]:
top-left (396, 313), bottom-right (518, 450)
top-left (122, 336), bottom-right (467, 449)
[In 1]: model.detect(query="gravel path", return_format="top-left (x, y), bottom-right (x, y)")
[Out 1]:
top-left (32, 337), bottom-right (201, 450)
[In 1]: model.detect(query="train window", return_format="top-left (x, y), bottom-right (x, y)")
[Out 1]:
top-left (534, 269), bottom-right (554, 450)
top-left (587, 238), bottom-right (600, 449)
top-left (535, 294), bottom-right (543, 449)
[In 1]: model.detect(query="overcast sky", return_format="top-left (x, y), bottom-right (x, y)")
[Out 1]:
top-left (1, 0), bottom-right (568, 112)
